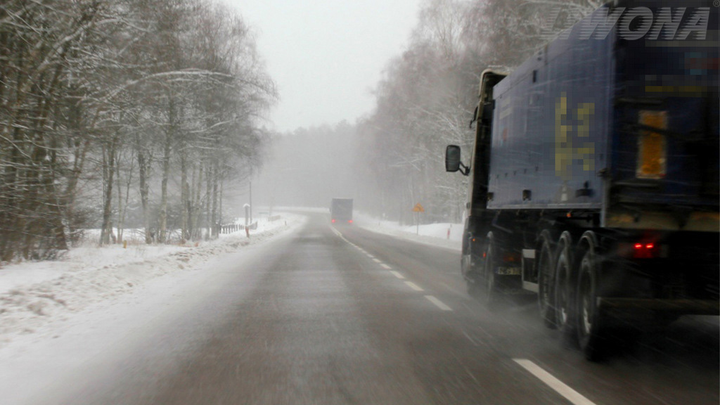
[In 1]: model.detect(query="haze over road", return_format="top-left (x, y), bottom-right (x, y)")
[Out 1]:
top-left (19, 213), bottom-right (720, 405)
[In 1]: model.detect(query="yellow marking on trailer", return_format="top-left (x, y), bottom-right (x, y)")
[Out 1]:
top-left (555, 93), bottom-right (596, 180)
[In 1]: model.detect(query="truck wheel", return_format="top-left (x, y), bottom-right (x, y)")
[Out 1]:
top-left (538, 233), bottom-right (556, 329)
top-left (577, 249), bottom-right (606, 361)
top-left (554, 236), bottom-right (577, 345)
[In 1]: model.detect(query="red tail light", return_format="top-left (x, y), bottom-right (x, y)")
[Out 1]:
top-left (348, 220), bottom-right (353, 224)
top-left (331, 219), bottom-right (336, 223)
top-left (633, 242), bottom-right (658, 259)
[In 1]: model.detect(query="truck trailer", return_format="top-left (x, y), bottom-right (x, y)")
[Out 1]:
top-left (331, 198), bottom-right (354, 224)
top-left (446, 0), bottom-right (718, 360)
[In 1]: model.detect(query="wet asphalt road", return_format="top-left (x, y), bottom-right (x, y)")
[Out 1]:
top-left (36, 213), bottom-right (719, 405)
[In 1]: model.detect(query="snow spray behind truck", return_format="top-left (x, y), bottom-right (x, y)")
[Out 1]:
top-left (331, 198), bottom-right (353, 224)
top-left (445, 0), bottom-right (718, 360)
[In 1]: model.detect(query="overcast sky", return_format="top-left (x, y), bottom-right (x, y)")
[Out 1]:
top-left (223, 0), bottom-right (423, 132)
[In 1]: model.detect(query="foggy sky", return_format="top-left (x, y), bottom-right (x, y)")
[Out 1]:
top-left (223, 0), bottom-right (423, 132)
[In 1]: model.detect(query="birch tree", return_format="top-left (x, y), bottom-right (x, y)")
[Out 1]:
top-left (0, 0), bottom-right (275, 260)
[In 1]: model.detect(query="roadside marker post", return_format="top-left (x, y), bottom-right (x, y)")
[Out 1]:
top-left (412, 203), bottom-right (424, 235)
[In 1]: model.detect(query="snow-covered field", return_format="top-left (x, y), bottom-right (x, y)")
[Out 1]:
top-left (353, 212), bottom-right (463, 251)
top-left (0, 213), bottom-right (305, 348)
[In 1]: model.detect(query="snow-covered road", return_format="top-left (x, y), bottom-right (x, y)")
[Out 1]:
top-left (0, 214), bottom-right (306, 404)
top-left (0, 211), bottom-right (464, 404)
top-left (0, 212), bottom-right (714, 405)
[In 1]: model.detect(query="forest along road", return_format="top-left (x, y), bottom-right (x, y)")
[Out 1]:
top-left (21, 213), bottom-right (719, 405)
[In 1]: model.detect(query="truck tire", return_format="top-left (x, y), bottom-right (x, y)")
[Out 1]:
top-left (537, 232), bottom-right (556, 329)
top-left (577, 248), bottom-right (607, 361)
top-left (554, 234), bottom-right (577, 345)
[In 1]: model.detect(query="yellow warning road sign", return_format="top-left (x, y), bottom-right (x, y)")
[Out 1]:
top-left (412, 203), bottom-right (425, 213)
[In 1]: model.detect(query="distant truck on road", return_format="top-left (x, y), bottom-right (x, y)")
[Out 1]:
top-left (331, 198), bottom-right (353, 224)
top-left (445, 0), bottom-right (718, 360)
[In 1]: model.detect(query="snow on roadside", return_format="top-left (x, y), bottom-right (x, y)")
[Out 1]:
top-left (353, 212), bottom-right (462, 251)
top-left (0, 213), bottom-right (306, 347)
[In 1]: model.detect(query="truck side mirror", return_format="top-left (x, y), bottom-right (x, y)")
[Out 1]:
top-left (446, 145), bottom-right (469, 175)
top-left (446, 145), bottom-right (462, 172)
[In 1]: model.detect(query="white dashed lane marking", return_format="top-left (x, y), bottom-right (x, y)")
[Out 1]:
top-left (513, 359), bottom-right (597, 405)
top-left (424, 295), bottom-right (452, 311)
top-left (389, 271), bottom-right (405, 279)
top-left (333, 226), bottom-right (589, 401)
top-left (404, 281), bottom-right (424, 292)
top-left (337, 233), bottom-right (454, 313)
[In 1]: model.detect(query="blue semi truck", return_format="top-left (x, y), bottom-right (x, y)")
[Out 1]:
top-left (446, 0), bottom-right (718, 360)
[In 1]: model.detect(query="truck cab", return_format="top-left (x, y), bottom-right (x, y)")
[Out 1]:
top-left (446, 69), bottom-right (507, 293)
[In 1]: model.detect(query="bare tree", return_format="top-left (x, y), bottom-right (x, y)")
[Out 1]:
top-left (0, 0), bottom-right (276, 260)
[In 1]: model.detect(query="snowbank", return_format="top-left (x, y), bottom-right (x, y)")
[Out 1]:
top-left (0, 213), bottom-right (306, 347)
top-left (353, 212), bottom-right (462, 251)
top-left (267, 206), bottom-right (329, 213)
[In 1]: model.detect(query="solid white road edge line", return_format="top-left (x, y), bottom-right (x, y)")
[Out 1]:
top-left (512, 359), bottom-right (597, 405)
top-left (329, 226), bottom-right (342, 237)
top-left (390, 271), bottom-right (405, 279)
top-left (380, 263), bottom-right (392, 270)
top-left (424, 295), bottom-right (452, 311)
top-left (404, 281), bottom-right (424, 292)
top-left (372, 258), bottom-right (382, 263)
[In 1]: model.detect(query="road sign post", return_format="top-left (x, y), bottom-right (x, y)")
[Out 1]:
top-left (412, 203), bottom-right (424, 235)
